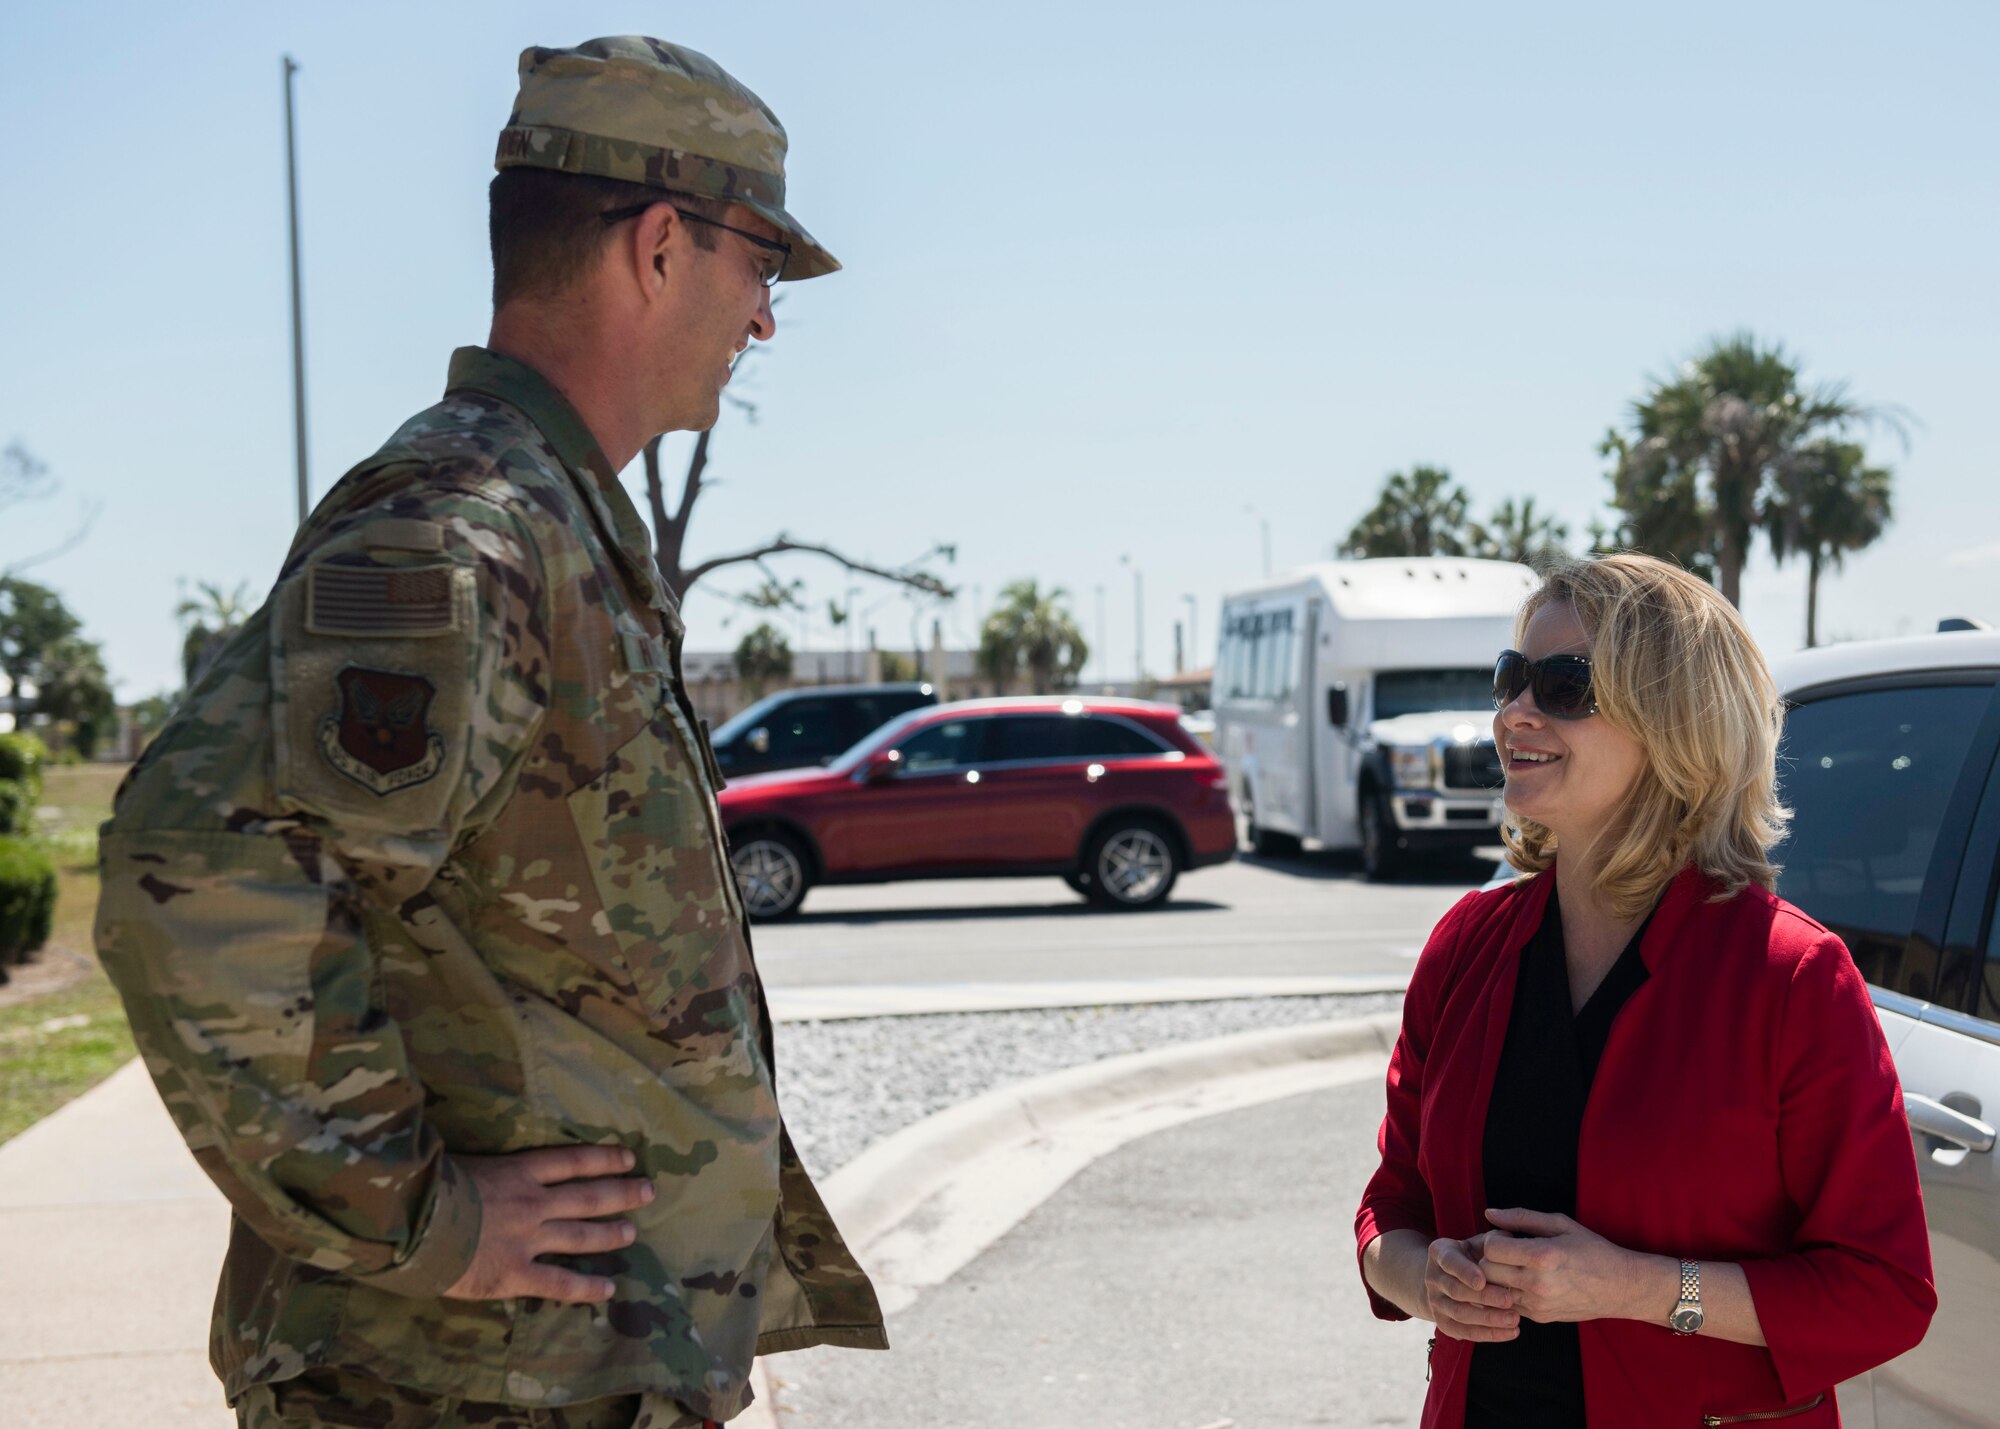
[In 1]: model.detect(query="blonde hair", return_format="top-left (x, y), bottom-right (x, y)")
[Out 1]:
top-left (1500, 552), bottom-right (1790, 917)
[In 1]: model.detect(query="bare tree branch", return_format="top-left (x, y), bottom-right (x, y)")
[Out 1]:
top-left (3, 498), bottom-right (101, 578)
top-left (634, 307), bottom-right (956, 613)
top-left (684, 536), bottom-right (958, 599)
top-left (0, 441), bottom-right (53, 513)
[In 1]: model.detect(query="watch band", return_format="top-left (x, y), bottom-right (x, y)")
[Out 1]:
top-left (1671, 1258), bottom-right (1703, 1335)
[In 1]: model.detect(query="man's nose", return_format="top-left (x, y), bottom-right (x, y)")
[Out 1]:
top-left (750, 287), bottom-right (776, 342)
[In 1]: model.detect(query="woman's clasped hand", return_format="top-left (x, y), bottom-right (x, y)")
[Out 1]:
top-left (1424, 1233), bottom-right (1518, 1342)
top-left (1427, 1210), bottom-right (1668, 1340)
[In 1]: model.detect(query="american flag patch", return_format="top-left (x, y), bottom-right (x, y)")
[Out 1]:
top-left (306, 563), bottom-right (460, 638)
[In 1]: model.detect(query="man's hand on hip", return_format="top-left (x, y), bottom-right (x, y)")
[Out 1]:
top-left (444, 1145), bottom-right (654, 1303)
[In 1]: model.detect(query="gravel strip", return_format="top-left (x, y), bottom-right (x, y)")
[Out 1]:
top-left (774, 991), bottom-right (1404, 1176)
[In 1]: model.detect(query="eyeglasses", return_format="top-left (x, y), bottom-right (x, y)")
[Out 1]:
top-left (1493, 649), bottom-right (1598, 720)
top-left (599, 201), bottom-right (791, 287)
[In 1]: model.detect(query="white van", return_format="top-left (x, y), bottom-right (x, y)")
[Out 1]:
top-left (1214, 558), bottom-right (1537, 878)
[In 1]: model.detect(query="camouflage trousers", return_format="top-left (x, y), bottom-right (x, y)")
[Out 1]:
top-left (234, 1368), bottom-right (720, 1429)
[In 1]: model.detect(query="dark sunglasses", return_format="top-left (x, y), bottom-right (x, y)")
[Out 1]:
top-left (1493, 649), bottom-right (1598, 720)
top-left (599, 201), bottom-right (791, 287)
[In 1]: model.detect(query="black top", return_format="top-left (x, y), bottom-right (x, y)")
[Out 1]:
top-left (1464, 893), bottom-right (1654, 1429)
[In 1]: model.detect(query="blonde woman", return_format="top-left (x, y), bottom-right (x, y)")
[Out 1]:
top-left (1354, 554), bottom-right (1934, 1427)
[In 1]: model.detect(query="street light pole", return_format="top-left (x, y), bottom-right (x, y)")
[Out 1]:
top-left (283, 56), bottom-right (310, 528)
top-left (1243, 504), bottom-right (1270, 578)
top-left (1184, 594), bottom-right (1199, 671)
top-left (844, 584), bottom-right (860, 681)
top-left (1094, 584), bottom-right (1106, 688)
top-left (1121, 555), bottom-right (1143, 684)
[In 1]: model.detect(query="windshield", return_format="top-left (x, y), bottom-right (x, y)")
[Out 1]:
top-left (1373, 669), bottom-right (1494, 722)
top-left (711, 692), bottom-right (787, 747)
top-left (827, 706), bottom-right (935, 771)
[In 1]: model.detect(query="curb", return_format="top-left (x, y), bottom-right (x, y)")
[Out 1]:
top-left (767, 975), bottom-right (1411, 1022)
top-left (821, 1010), bottom-right (1402, 1255)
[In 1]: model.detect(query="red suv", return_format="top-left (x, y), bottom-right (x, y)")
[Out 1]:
top-left (718, 696), bottom-right (1236, 918)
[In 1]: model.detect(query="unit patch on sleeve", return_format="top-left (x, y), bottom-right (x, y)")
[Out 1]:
top-left (307, 563), bottom-right (460, 638)
top-left (317, 666), bottom-right (447, 795)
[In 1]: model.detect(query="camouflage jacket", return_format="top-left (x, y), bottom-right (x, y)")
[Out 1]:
top-left (95, 348), bottom-right (885, 1419)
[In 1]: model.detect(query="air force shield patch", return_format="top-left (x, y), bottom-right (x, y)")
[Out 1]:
top-left (317, 666), bottom-right (447, 796)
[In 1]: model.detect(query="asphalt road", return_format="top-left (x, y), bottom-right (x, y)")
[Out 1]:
top-left (750, 848), bottom-right (1502, 990)
top-left (772, 1080), bottom-right (1433, 1429)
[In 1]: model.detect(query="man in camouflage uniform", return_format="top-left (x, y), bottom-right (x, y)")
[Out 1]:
top-left (95, 37), bottom-right (883, 1429)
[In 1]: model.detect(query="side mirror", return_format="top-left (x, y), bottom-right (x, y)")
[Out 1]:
top-left (1327, 685), bottom-right (1349, 729)
top-left (747, 726), bottom-right (771, 755)
top-left (863, 749), bottom-right (902, 784)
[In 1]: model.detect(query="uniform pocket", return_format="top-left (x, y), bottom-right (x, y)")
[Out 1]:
top-left (566, 688), bottom-right (739, 1017)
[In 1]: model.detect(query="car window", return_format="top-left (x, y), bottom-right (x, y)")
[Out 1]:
top-left (760, 696), bottom-right (841, 765)
top-left (1374, 669), bottom-right (1493, 721)
top-left (711, 692), bottom-right (783, 747)
top-left (990, 716), bottom-right (1082, 763)
top-left (1077, 717), bottom-right (1169, 758)
top-left (1774, 684), bottom-right (1991, 996)
top-left (839, 691), bottom-right (932, 749)
top-left (837, 696), bottom-right (891, 749)
top-left (896, 719), bottom-right (987, 772)
top-left (1946, 728), bottom-right (2000, 1021)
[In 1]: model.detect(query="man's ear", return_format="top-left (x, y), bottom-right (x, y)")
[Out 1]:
top-left (611, 202), bottom-right (682, 298)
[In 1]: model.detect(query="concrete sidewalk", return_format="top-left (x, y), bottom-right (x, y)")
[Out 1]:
top-left (775, 1081), bottom-right (1433, 1428)
top-left (0, 980), bottom-right (1409, 1427)
top-left (0, 1056), bottom-right (229, 1426)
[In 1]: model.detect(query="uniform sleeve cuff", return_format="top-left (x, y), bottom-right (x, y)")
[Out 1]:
top-left (351, 1155), bottom-right (482, 1299)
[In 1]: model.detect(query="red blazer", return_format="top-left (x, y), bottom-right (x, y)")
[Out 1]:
top-left (1355, 865), bottom-right (1935, 1428)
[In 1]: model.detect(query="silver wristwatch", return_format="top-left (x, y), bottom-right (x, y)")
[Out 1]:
top-left (1669, 1259), bottom-right (1704, 1335)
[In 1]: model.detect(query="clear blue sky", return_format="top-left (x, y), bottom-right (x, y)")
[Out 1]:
top-left (3, 1), bottom-right (1995, 698)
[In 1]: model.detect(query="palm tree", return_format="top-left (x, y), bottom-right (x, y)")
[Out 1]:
top-left (1764, 440), bottom-right (1894, 648)
top-left (174, 580), bottom-right (253, 688)
top-left (1468, 496), bottom-right (1571, 569)
top-left (1602, 333), bottom-right (1884, 608)
top-left (1341, 467), bottom-right (1472, 558)
top-left (977, 580), bottom-right (1089, 694)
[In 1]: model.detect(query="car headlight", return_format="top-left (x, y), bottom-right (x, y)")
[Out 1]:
top-left (1389, 745), bottom-right (1432, 790)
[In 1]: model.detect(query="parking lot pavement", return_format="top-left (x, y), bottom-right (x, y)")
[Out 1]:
top-left (751, 851), bottom-right (1497, 991)
top-left (769, 1080), bottom-right (1432, 1429)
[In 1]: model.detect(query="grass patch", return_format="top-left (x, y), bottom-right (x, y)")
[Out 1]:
top-left (0, 762), bottom-right (135, 1144)
top-left (35, 762), bottom-right (126, 869)
top-left (0, 963), bottom-right (136, 1144)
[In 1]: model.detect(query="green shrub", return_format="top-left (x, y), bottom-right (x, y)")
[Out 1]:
top-left (0, 835), bottom-right (57, 967)
top-left (0, 783), bottom-right (29, 838)
top-left (0, 732), bottom-right (48, 788)
top-left (0, 733), bottom-right (47, 836)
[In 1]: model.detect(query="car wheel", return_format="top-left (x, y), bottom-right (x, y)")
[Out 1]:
top-left (1084, 819), bottom-right (1180, 910)
top-left (1243, 788), bottom-right (1301, 858)
top-left (1358, 786), bottom-right (1404, 882)
top-left (1063, 870), bottom-right (1091, 898)
top-left (730, 830), bottom-right (812, 920)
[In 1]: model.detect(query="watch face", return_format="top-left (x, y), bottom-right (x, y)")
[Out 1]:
top-left (1671, 1305), bottom-right (1704, 1334)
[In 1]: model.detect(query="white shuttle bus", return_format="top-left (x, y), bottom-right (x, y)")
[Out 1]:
top-left (1213, 557), bottom-right (1537, 878)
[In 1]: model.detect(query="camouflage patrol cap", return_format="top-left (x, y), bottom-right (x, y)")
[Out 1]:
top-left (497, 37), bottom-right (839, 281)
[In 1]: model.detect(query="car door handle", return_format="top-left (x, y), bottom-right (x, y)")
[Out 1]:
top-left (1906, 1093), bottom-right (1997, 1153)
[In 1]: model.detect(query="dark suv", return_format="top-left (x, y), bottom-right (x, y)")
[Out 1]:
top-left (709, 682), bottom-right (937, 778)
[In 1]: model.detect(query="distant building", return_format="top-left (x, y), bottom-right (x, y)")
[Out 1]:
top-left (1150, 665), bottom-right (1213, 712)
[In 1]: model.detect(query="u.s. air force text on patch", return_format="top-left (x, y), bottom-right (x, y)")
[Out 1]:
top-left (317, 666), bottom-right (447, 796)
